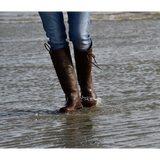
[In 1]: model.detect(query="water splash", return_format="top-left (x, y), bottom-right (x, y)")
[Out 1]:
top-left (96, 97), bottom-right (103, 107)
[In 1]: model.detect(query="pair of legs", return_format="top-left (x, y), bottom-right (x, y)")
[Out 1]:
top-left (39, 12), bottom-right (91, 51)
top-left (39, 12), bottom-right (97, 112)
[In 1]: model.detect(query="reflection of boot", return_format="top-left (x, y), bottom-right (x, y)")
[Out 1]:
top-left (74, 43), bottom-right (97, 107)
top-left (48, 45), bottom-right (82, 113)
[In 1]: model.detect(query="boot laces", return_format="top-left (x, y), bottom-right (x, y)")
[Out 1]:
top-left (86, 53), bottom-right (102, 70)
top-left (44, 43), bottom-right (102, 70)
top-left (44, 43), bottom-right (51, 52)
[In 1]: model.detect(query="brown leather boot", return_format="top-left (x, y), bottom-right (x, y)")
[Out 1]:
top-left (46, 45), bottom-right (82, 113)
top-left (74, 42), bottom-right (99, 107)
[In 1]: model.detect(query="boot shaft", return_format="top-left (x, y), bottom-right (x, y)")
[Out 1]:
top-left (49, 46), bottom-right (79, 95)
top-left (74, 45), bottom-right (93, 87)
top-left (74, 44), bottom-right (97, 107)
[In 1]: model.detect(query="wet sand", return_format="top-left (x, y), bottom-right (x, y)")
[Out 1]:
top-left (0, 12), bottom-right (160, 148)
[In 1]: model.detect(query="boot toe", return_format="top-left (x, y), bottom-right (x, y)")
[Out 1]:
top-left (59, 105), bottom-right (82, 113)
top-left (81, 98), bottom-right (97, 107)
top-left (59, 107), bottom-right (75, 113)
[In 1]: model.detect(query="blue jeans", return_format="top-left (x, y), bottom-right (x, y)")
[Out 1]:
top-left (39, 12), bottom-right (91, 51)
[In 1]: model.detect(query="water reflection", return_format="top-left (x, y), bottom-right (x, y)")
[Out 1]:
top-left (56, 114), bottom-right (94, 148)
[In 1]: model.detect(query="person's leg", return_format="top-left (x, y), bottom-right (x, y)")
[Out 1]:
top-left (67, 12), bottom-right (91, 51)
top-left (39, 12), bottom-right (81, 112)
top-left (49, 46), bottom-right (82, 112)
top-left (68, 12), bottom-right (97, 107)
top-left (74, 41), bottom-right (97, 107)
top-left (39, 12), bottom-right (68, 50)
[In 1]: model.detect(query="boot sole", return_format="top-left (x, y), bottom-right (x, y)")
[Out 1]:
top-left (59, 106), bottom-right (83, 113)
top-left (81, 99), bottom-right (97, 107)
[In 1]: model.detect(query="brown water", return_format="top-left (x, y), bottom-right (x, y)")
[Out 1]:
top-left (0, 12), bottom-right (160, 148)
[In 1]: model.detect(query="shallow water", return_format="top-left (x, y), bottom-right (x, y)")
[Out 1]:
top-left (0, 12), bottom-right (160, 148)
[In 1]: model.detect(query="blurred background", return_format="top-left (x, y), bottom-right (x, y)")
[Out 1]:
top-left (0, 9), bottom-right (160, 14)
top-left (0, 9), bottom-right (160, 23)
